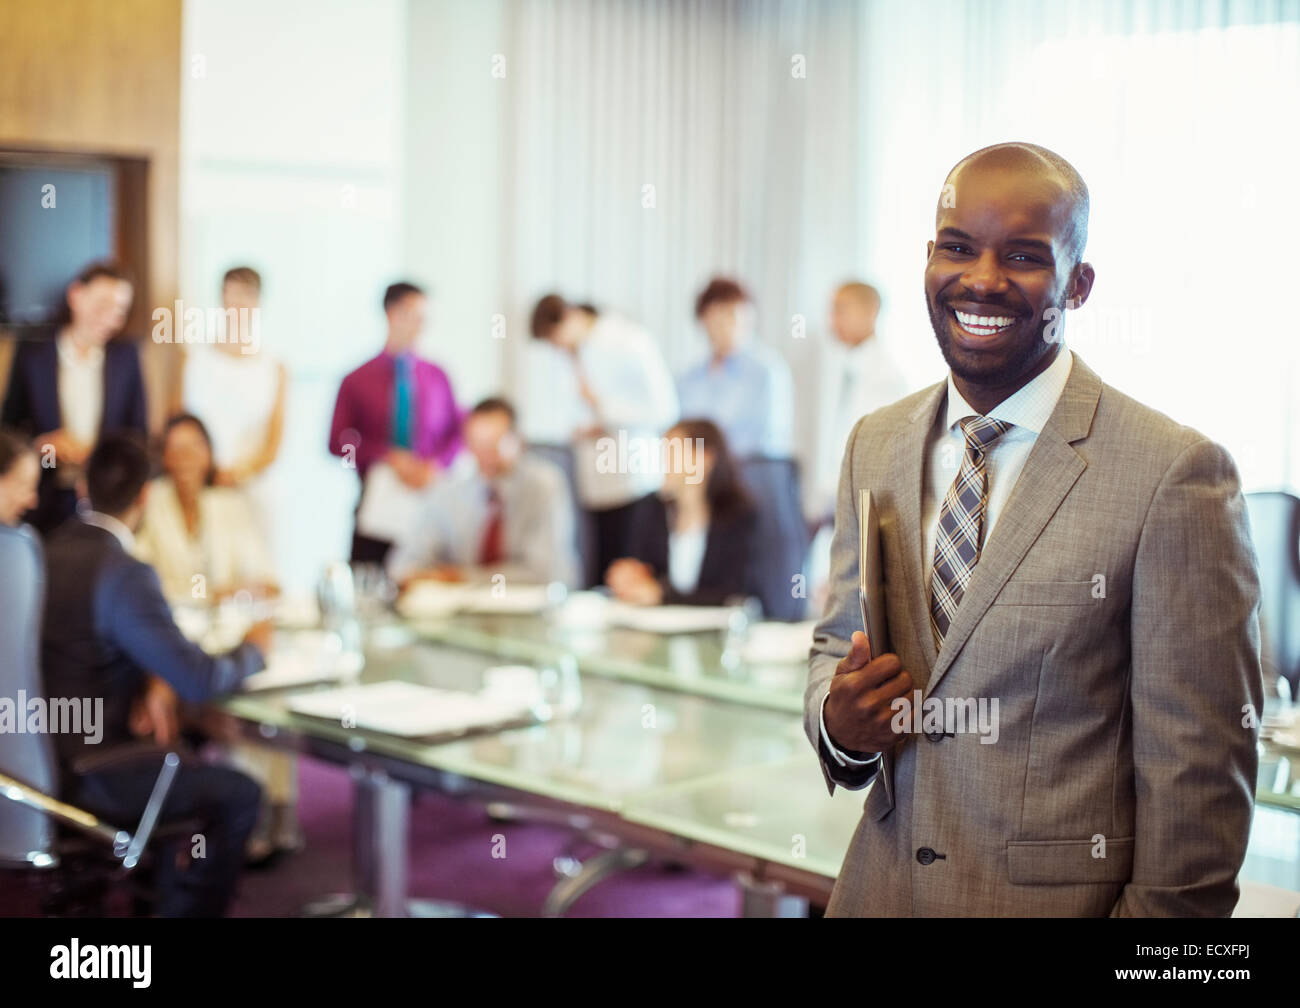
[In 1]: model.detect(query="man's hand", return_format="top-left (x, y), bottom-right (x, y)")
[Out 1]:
top-left (605, 558), bottom-right (664, 605)
top-left (128, 675), bottom-right (179, 747)
top-left (823, 631), bottom-right (914, 754)
top-left (242, 620), bottom-right (274, 656)
top-left (387, 449), bottom-right (436, 489)
top-left (402, 565), bottom-right (465, 589)
top-left (35, 428), bottom-right (90, 468)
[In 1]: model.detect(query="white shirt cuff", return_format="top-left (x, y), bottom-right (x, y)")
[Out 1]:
top-left (819, 690), bottom-right (881, 767)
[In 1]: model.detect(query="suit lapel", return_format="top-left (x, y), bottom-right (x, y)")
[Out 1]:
top-left (922, 354), bottom-right (1104, 699)
top-left (891, 382), bottom-right (946, 689)
top-left (101, 342), bottom-right (119, 431)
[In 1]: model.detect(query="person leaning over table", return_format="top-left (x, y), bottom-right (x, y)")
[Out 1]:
top-left (386, 396), bottom-right (580, 590)
top-left (808, 141), bottom-right (1261, 917)
top-left (606, 418), bottom-right (758, 608)
top-left (41, 432), bottom-right (268, 916)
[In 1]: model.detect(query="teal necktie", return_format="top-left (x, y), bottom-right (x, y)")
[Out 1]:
top-left (392, 355), bottom-right (413, 450)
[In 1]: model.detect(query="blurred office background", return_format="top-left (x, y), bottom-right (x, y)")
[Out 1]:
top-left (3, 0), bottom-right (1300, 918)
top-left (1, 0), bottom-right (1296, 591)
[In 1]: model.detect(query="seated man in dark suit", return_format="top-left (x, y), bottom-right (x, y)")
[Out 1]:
top-left (2, 260), bottom-right (148, 534)
top-left (606, 418), bottom-right (759, 608)
top-left (41, 433), bottom-right (268, 916)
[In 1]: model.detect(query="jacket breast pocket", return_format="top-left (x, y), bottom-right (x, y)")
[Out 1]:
top-left (995, 579), bottom-right (1099, 607)
top-left (1006, 837), bottom-right (1134, 884)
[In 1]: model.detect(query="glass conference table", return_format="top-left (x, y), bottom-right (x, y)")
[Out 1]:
top-left (219, 617), bottom-right (855, 917)
top-left (401, 609), bottom-right (807, 714)
top-left (217, 608), bottom-right (1300, 917)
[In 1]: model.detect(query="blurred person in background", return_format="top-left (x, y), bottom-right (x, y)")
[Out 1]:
top-left (42, 433), bottom-right (267, 915)
top-left (135, 412), bottom-right (296, 866)
top-left (606, 418), bottom-right (757, 608)
top-left (676, 277), bottom-right (794, 459)
top-left (387, 396), bottom-right (579, 589)
top-left (529, 293), bottom-right (678, 588)
top-left (135, 413), bottom-right (277, 605)
top-left (0, 426), bottom-right (40, 527)
top-left (2, 260), bottom-right (147, 534)
top-left (805, 281), bottom-right (910, 608)
top-left (329, 281), bottom-right (463, 565)
top-left (179, 266), bottom-right (287, 547)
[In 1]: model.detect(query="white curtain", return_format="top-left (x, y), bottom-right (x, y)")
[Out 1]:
top-left (498, 0), bottom-right (867, 442)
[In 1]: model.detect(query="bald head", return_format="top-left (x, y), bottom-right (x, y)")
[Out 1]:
top-left (831, 281), bottom-right (882, 347)
top-left (940, 142), bottom-right (1089, 265)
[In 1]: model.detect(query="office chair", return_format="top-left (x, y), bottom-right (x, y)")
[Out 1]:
top-left (0, 523), bottom-right (189, 915)
top-left (1244, 491), bottom-right (1300, 703)
top-left (738, 455), bottom-right (811, 622)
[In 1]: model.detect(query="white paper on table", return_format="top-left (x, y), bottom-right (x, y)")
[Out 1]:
top-left (396, 581), bottom-right (472, 619)
top-left (285, 680), bottom-right (535, 738)
top-left (242, 631), bottom-right (363, 692)
top-left (740, 620), bottom-right (819, 664)
top-left (396, 582), bottom-right (554, 619)
top-left (605, 602), bottom-right (739, 634)
top-left (462, 584), bottom-right (554, 614)
top-left (355, 461), bottom-right (425, 543)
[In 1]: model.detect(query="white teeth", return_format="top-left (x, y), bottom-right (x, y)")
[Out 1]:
top-left (954, 309), bottom-right (1016, 333)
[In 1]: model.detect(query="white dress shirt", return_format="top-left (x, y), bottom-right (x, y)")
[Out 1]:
top-left (572, 313), bottom-right (679, 510)
top-left (386, 452), bottom-right (580, 588)
top-left (56, 333), bottom-right (105, 448)
top-left (810, 335), bottom-right (911, 519)
top-left (667, 522), bottom-right (708, 594)
top-left (81, 509), bottom-right (135, 552)
top-left (820, 346), bottom-right (1076, 771)
top-left (133, 478), bottom-right (277, 604)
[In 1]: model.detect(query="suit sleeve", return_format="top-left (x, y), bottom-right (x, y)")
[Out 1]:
top-left (2, 342), bottom-right (32, 432)
top-left (661, 510), bottom-right (756, 607)
top-left (328, 374), bottom-right (386, 473)
top-left (122, 343), bottom-right (148, 434)
top-left (99, 559), bottom-right (265, 702)
top-left (1112, 436), bottom-right (1263, 917)
top-left (805, 415), bottom-right (880, 795)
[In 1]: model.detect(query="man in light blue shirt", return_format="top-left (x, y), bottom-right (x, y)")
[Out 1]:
top-left (676, 277), bottom-right (793, 459)
top-left (386, 397), bottom-right (579, 589)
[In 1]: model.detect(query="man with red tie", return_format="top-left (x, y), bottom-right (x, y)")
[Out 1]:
top-left (385, 397), bottom-right (580, 590)
top-left (328, 281), bottom-right (463, 564)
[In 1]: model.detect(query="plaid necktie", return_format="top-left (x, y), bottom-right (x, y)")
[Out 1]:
top-left (929, 415), bottom-right (1013, 648)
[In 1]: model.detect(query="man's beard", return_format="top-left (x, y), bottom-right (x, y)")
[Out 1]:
top-left (926, 290), bottom-right (1066, 388)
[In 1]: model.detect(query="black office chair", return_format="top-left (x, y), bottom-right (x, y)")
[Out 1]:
top-left (737, 455), bottom-right (811, 622)
top-left (0, 523), bottom-right (188, 915)
top-left (1244, 492), bottom-right (1300, 703)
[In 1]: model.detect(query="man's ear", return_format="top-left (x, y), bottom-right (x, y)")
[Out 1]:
top-left (1065, 262), bottom-right (1096, 311)
top-left (926, 239), bottom-right (935, 262)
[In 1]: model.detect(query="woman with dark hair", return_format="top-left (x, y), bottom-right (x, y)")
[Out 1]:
top-left (1, 260), bottom-right (146, 533)
top-left (136, 412), bottom-right (296, 864)
top-left (135, 413), bottom-right (277, 603)
top-left (605, 418), bottom-right (759, 608)
top-left (0, 426), bottom-right (40, 526)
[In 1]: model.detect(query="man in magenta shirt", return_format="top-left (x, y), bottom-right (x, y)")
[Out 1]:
top-left (329, 281), bottom-right (463, 564)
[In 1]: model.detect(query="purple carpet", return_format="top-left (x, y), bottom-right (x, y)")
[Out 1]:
top-left (1, 757), bottom-right (741, 918)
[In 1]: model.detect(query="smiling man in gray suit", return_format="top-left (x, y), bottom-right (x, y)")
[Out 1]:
top-left (807, 142), bottom-right (1263, 917)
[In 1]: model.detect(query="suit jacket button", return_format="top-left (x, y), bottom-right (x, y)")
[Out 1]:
top-left (916, 847), bottom-right (936, 865)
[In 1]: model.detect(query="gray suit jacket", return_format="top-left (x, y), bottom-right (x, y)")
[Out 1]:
top-left (806, 353), bottom-right (1263, 917)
